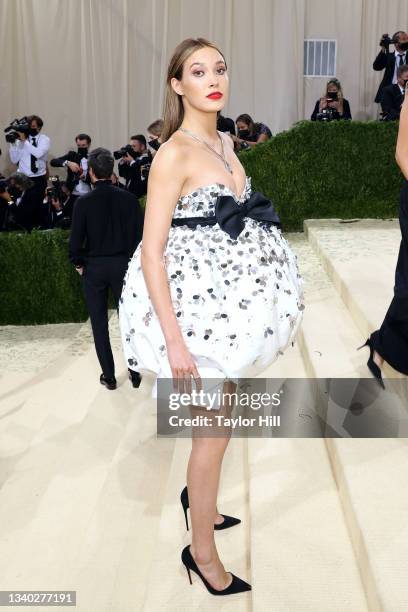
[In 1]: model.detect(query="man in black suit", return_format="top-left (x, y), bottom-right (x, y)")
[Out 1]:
top-left (381, 65), bottom-right (408, 120)
top-left (50, 133), bottom-right (92, 220)
top-left (373, 31), bottom-right (408, 103)
top-left (117, 135), bottom-right (151, 198)
top-left (69, 148), bottom-right (144, 390)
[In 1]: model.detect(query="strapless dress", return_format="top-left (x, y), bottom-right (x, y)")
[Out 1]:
top-left (119, 176), bottom-right (305, 397)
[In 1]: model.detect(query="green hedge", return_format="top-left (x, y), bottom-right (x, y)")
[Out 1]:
top-left (0, 121), bottom-right (404, 325)
top-left (240, 119), bottom-right (403, 231)
top-left (0, 229), bottom-right (88, 325)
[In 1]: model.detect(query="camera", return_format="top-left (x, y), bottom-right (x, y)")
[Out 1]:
top-left (316, 107), bottom-right (338, 122)
top-left (4, 117), bottom-right (30, 144)
top-left (44, 176), bottom-right (64, 203)
top-left (380, 34), bottom-right (408, 51)
top-left (113, 145), bottom-right (138, 160)
top-left (140, 162), bottom-right (152, 181)
top-left (326, 92), bottom-right (338, 101)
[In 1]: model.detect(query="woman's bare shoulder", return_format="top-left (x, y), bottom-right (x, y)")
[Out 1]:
top-left (148, 133), bottom-right (188, 185)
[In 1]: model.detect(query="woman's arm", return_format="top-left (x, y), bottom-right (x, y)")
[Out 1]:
top-left (396, 93), bottom-right (408, 179)
top-left (140, 141), bottom-right (201, 383)
top-left (141, 142), bottom-right (185, 344)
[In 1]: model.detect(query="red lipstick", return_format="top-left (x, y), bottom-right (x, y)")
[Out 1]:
top-left (207, 92), bottom-right (223, 100)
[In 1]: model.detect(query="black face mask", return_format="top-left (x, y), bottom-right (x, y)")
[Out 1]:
top-left (77, 147), bottom-right (88, 158)
top-left (148, 138), bottom-right (160, 151)
top-left (238, 129), bottom-right (250, 139)
top-left (29, 128), bottom-right (39, 137)
top-left (399, 41), bottom-right (408, 51)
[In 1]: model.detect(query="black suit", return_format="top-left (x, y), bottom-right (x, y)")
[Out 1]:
top-left (50, 151), bottom-right (92, 192)
top-left (69, 180), bottom-right (144, 379)
top-left (381, 83), bottom-right (405, 120)
top-left (373, 49), bottom-right (407, 103)
top-left (118, 151), bottom-right (151, 198)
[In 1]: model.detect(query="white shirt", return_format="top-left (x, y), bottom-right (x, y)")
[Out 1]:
top-left (9, 133), bottom-right (50, 177)
top-left (393, 50), bottom-right (407, 84)
top-left (72, 156), bottom-right (91, 195)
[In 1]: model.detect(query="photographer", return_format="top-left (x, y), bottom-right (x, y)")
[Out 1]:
top-left (373, 31), bottom-right (408, 104)
top-left (7, 115), bottom-right (50, 230)
top-left (50, 133), bottom-right (92, 204)
top-left (146, 120), bottom-right (163, 158)
top-left (0, 172), bottom-right (35, 231)
top-left (311, 79), bottom-right (352, 121)
top-left (381, 65), bottom-right (408, 120)
top-left (116, 135), bottom-right (152, 198)
top-left (69, 148), bottom-right (144, 390)
top-left (42, 179), bottom-right (73, 229)
top-left (230, 114), bottom-right (272, 151)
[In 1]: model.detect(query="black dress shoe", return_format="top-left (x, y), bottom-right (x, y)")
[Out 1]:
top-left (128, 369), bottom-right (142, 388)
top-left (100, 373), bottom-right (117, 390)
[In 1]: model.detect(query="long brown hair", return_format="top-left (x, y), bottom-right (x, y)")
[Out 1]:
top-left (161, 38), bottom-right (228, 143)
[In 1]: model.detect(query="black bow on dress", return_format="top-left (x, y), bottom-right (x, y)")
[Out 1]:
top-left (215, 190), bottom-right (281, 239)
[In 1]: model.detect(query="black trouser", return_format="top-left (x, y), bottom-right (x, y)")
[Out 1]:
top-left (25, 174), bottom-right (47, 230)
top-left (82, 255), bottom-right (129, 379)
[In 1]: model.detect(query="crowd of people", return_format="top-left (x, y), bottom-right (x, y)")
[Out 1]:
top-left (1, 32), bottom-right (407, 233)
top-left (311, 31), bottom-right (408, 122)
top-left (0, 112), bottom-right (272, 233)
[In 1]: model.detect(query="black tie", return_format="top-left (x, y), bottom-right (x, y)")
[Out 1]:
top-left (30, 137), bottom-right (37, 174)
top-left (398, 54), bottom-right (404, 66)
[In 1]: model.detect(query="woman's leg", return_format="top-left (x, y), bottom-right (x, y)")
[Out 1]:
top-left (187, 380), bottom-right (236, 590)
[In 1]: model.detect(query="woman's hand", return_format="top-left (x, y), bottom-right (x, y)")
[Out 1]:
top-left (167, 337), bottom-right (202, 395)
top-left (328, 99), bottom-right (340, 110)
top-left (319, 97), bottom-right (328, 111)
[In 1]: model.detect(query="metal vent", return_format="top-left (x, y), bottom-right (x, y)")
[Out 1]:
top-left (304, 40), bottom-right (337, 77)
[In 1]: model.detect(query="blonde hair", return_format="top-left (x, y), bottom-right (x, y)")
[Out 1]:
top-left (161, 38), bottom-right (227, 143)
top-left (324, 78), bottom-right (344, 115)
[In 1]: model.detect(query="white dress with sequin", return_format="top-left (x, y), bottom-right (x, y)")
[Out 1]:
top-left (119, 176), bottom-right (304, 396)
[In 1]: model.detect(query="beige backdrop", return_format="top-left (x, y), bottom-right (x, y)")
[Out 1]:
top-left (0, 0), bottom-right (407, 174)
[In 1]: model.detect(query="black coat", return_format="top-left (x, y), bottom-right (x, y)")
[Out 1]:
top-left (50, 150), bottom-right (92, 191)
top-left (68, 180), bottom-right (144, 266)
top-left (373, 50), bottom-right (407, 103)
top-left (311, 98), bottom-right (352, 121)
top-left (381, 84), bottom-right (405, 120)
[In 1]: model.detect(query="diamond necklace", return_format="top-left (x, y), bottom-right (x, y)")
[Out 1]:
top-left (178, 126), bottom-right (233, 174)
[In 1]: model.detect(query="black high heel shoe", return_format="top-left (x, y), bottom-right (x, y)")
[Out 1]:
top-left (357, 335), bottom-right (385, 389)
top-left (128, 368), bottom-right (142, 388)
top-left (181, 545), bottom-right (251, 595)
top-left (180, 486), bottom-right (241, 531)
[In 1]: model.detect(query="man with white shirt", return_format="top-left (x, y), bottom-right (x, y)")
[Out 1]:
top-left (50, 133), bottom-right (92, 220)
top-left (373, 31), bottom-right (408, 104)
top-left (381, 65), bottom-right (408, 120)
top-left (8, 115), bottom-right (50, 230)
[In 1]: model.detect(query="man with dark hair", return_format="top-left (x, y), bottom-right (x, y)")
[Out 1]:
top-left (69, 147), bottom-right (144, 390)
top-left (50, 133), bottom-right (92, 220)
top-left (373, 31), bottom-right (408, 103)
top-left (117, 134), bottom-right (152, 198)
top-left (8, 114), bottom-right (50, 230)
top-left (381, 65), bottom-right (408, 119)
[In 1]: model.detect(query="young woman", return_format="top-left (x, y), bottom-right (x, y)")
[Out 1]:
top-left (232, 113), bottom-right (273, 150)
top-left (359, 85), bottom-right (408, 383)
top-left (311, 78), bottom-right (352, 121)
top-left (119, 37), bottom-right (304, 596)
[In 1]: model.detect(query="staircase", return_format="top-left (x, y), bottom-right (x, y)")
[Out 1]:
top-left (0, 218), bottom-right (407, 611)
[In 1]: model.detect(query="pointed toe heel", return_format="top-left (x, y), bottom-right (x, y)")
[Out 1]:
top-left (180, 486), bottom-right (241, 532)
top-left (181, 545), bottom-right (251, 595)
top-left (357, 336), bottom-right (385, 389)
